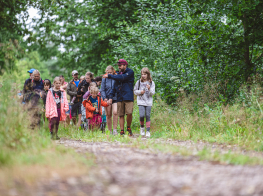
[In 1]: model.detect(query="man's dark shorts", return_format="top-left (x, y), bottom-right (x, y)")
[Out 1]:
top-left (71, 102), bottom-right (82, 117)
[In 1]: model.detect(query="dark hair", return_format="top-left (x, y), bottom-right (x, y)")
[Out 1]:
top-left (44, 79), bottom-right (51, 88)
top-left (94, 76), bottom-right (102, 82)
top-left (59, 75), bottom-right (64, 78)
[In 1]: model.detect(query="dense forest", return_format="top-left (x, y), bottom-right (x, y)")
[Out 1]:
top-left (1, 0), bottom-right (263, 104)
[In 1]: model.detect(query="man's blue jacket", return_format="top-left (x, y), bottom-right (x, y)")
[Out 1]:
top-left (109, 67), bottom-right (134, 102)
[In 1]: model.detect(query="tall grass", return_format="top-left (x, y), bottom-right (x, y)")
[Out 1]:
top-left (149, 83), bottom-right (263, 151)
top-left (0, 76), bottom-right (92, 187)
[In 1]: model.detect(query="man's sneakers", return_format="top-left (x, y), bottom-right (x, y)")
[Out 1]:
top-left (119, 128), bottom-right (133, 137)
top-left (127, 128), bottom-right (133, 137)
top-left (113, 129), bottom-right (118, 135)
top-left (140, 127), bottom-right (145, 136)
top-left (146, 131), bottom-right (150, 138)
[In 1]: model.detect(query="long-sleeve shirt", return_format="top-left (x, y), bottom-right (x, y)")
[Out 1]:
top-left (109, 68), bottom-right (134, 102)
top-left (134, 80), bottom-right (155, 106)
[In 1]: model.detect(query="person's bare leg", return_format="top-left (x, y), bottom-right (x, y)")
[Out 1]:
top-left (106, 105), bottom-right (112, 131)
top-left (77, 114), bottom-right (82, 127)
top-left (112, 103), bottom-right (118, 130)
top-left (66, 115), bottom-right (70, 126)
top-left (72, 116), bottom-right (76, 125)
top-left (119, 116), bottom-right (124, 130)
top-left (127, 114), bottom-right (132, 127)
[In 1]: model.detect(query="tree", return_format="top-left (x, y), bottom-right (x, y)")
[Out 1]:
top-left (31, 0), bottom-right (140, 75)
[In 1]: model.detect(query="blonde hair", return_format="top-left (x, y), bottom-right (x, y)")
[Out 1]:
top-left (80, 75), bottom-right (85, 81)
top-left (53, 77), bottom-right (61, 84)
top-left (90, 86), bottom-right (99, 94)
top-left (105, 65), bottom-right (116, 74)
top-left (32, 70), bottom-right (40, 76)
top-left (89, 82), bottom-right (96, 88)
top-left (140, 67), bottom-right (152, 83)
top-left (85, 72), bottom-right (94, 79)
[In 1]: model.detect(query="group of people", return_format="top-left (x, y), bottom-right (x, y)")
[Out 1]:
top-left (21, 59), bottom-right (155, 139)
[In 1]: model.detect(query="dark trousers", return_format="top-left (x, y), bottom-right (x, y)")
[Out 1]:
top-left (49, 108), bottom-right (61, 133)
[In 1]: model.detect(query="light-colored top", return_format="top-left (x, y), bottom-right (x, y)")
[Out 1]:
top-left (45, 88), bottom-right (69, 120)
top-left (134, 80), bottom-right (155, 106)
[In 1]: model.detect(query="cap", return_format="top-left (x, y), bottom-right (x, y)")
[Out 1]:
top-left (27, 68), bottom-right (36, 73)
top-left (72, 70), bottom-right (79, 75)
top-left (116, 59), bottom-right (128, 65)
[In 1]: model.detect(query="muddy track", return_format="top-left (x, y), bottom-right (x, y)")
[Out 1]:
top-left (4, 139), bottom-right (263, 196)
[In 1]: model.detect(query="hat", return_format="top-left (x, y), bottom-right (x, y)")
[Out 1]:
top-left (27, 68), bottom-right (36, 73)
top-left (116, 59), bottom-right (128, 65)
top-left (72, 70), bottom-right (79, 75)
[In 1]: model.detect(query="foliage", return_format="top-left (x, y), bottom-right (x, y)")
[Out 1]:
top-left (0, 39), bottom-right (24, 74)
top-left (2, 0), bottom-right (263, 103)
top-left (101, 0), bottom-right (263, 104)
top-left (31, 0), bottom-right (141, 76)
top-left (0, 76), bottom-right (91, 189)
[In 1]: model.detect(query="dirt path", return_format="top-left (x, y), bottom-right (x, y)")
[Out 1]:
top-left (5, 139), bottom-right (263, 196)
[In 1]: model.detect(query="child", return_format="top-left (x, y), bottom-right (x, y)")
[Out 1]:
top-left (81, 82), bottom-right (96, 130)
top-left (94, 76), bottom-right (106, 132)
top-left (41, 79), bottom-right (51, 121)
top-left (94, 76), bottom-right (102, 87)
top-left (134, 67), bottom-right (155, 137)
top-left (83, 82), bottom-right (97, 99)
top-left (46, 77), bottom-right (69, 140)
top-left (82, 86), bottom-right (109, 132)
top-left (69, 75), bottom-right (85, 105)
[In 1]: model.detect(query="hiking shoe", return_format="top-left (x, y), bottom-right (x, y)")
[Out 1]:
top-left (127, 128), bottom-right (133, 137)
top-left (120, 130), bottom-right (125, 136)
top-left (113, 129), bottom-right (118, 135)
top-left (146, 131), bottom-right (150, 138)
top-left (140, 127), bottom-right (145, 136)
top-left (55, 135), bottom-right (60, 140)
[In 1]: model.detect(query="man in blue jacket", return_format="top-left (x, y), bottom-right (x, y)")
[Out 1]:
top-left (103, 59), bottom-right (134, 136)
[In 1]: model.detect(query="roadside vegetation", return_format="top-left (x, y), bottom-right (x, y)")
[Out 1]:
top-left (0, 76), bottom-right (93, 187)
top-left (58, 79), bottom-right (263, 165)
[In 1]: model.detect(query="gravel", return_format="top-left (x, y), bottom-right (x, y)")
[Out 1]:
top-left (3, 138), bottom-right (263, 196)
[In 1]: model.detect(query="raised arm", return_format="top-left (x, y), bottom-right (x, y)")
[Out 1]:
top-left (108, 69), bottom-right (134, 82)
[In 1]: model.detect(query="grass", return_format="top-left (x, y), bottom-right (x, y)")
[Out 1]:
top-left (2, 71), bottom-right (263, 190)
top-left (0, 77), bottom-right (94, 188)
top-left (58, 126), bottom-right (263, 166)
top-left (146, 84), bottom-right (263, 152)
top-left (58, 82), bottom-right (263, 165)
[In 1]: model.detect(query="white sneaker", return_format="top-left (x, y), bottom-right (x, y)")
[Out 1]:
top-left (146, 131), bottom-right (150, 137)
top-left (140, 127), bottom-right (145, 136)
top-left (113, 129), bottom-right (118, 135)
